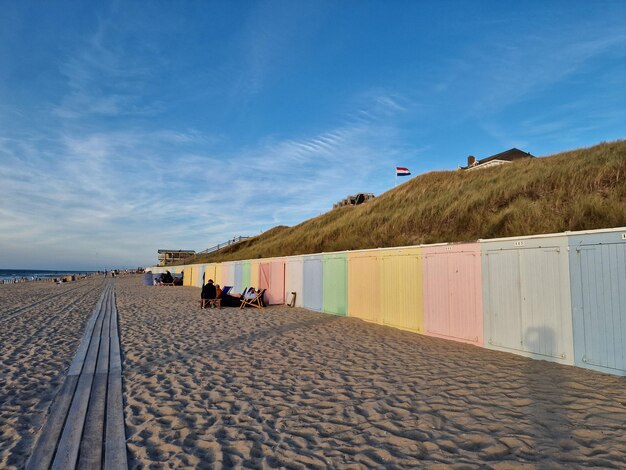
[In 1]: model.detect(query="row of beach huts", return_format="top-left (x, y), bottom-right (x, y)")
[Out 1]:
top-left (150, 227), bottom-right (626, 377)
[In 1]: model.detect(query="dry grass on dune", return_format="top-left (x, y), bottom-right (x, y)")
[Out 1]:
top-left (186, 140), bottom-right (626, 264)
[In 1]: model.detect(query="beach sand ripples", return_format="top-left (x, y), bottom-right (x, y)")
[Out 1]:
top-left (116, 276), bottom-right (626, 469)
top-left (0, 278), bottom-right (106, 469)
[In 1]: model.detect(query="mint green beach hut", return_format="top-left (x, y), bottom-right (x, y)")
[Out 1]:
top-left (323, 252), bottom-right (348, 316)
top-left (242, 261), bottom-right (251, 289)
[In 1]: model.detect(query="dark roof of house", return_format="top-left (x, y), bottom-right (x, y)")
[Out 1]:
top-left (461, 148), bottom-right (534, 169)
top-left (478, 148), bottom-right (534, 165)
top-left (157, 249), bottom-right (196, 254)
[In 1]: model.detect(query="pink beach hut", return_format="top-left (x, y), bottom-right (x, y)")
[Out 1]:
top-left (258, 259), bottom-right (286, 305)
top-left (221, 262), bottom-right (235, 290)
top-left (421, 243), bottom-right (484, 346)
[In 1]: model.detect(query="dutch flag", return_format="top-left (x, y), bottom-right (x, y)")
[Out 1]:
top-left (396, 166), bottom-right (411, 176)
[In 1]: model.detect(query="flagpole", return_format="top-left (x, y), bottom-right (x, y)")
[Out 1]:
top-left (394, 167), bottom-right (397, 188)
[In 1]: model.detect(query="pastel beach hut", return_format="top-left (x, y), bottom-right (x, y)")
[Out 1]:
top-left (203, 264), bottom-right (217, 286)
top-left (421, 242), bottom-right (483, 346)
top-left (233, 261), bottom-right (243, 293)
top-left (568, 228), bottom-right (626, 376)
top-left (221, 262), bottom-right (236, 290)
top-left (182, 265), bottom-right (193, 286)
top-left (323, 252), bottom-right (348, 316)
top-left (213, 263), bottom-right (223, 287)
top-left (379, 246), bottom-right (424, 334)
top-left (249, 261), bottom-right (260, 291)
top-left (258, 258), bottom-right (287, 305)
top-left (285, 256), bottom-right (304, 307)
top-left (193, 264), bottom-right (206, 287)
top-left (348, 249), bottom-right (382, 324)
top-left (242, 261), bottom-right (251, 290)
top-left (302, 254), bottom-right (324, 312)
top-left (480, 233), bottom-right (574, 365)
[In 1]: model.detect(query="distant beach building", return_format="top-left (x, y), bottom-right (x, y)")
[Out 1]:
top-left (460, 148), bottom-right (534, 171)
top-left (158, 249), bottom-right (196, 266)
top-left (333, 192), bottom-right (375, 209)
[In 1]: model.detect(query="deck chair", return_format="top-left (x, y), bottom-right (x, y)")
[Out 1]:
top-left (240, 289), bottom-right (266, 309)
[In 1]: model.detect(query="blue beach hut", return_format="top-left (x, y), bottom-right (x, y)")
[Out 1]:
top-left (568, 228), bottom-right (626, 376)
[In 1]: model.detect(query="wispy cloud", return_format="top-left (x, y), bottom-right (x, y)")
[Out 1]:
top-left (2, 3), bottom-right (622, 270)
top-left (51, 21), bottom-right (163, 119)
top-left (0, 97), bottom-right (409, 269)
top-left (348, 92), bottom-right (414, 125)
top-left (230, 1), bottom-right (325, 98)
top-left (469, 32), bottom-right (626, 115)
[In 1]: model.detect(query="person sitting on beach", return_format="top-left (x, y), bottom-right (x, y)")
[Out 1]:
top-left (215, 284), bottom-right (223, 299)
top-left (201, 279), bottom-right (217, 300)
top-left (243, 287), bottom-right (258, 299)
top-left (200, 279), bottom-right (217, 308)
top-left (220, 287), bottom-right (245, 307)
top-left (161, 270), bottom-right (173, 284)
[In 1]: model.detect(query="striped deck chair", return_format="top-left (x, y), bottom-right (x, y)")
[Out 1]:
top-left (240, 289), bottom-right (266, 309)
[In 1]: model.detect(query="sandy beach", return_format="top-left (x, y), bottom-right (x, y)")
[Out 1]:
top-left (115, 276), bottom-right (626, 469)
top-left (1, 275), bottom-right (625, 469)
top-left (0, 277), bottom-right (106, 469)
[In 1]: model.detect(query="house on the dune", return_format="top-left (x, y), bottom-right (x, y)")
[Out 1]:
top-left (460, 148), bottom-right (534, 171)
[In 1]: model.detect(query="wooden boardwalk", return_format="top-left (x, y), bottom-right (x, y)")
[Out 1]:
top-left (27, 281), bottom-right (128, 470)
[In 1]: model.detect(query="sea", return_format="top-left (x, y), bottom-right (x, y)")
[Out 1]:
top-left (0, 269), bottom-right (96, 284)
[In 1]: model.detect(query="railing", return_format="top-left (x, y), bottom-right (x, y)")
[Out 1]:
top-left (197, 236), bottom-right (250, 255)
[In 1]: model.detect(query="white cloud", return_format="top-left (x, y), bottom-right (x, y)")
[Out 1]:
top-left (0, 98), bottom-right (410, 269)
top-left (470, 32), bottom-right (626, 114)
top-left (51, 19), bottom-right (163, 119)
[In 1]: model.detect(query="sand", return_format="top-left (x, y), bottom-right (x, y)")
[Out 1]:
top-left (115, 276), bottom-right (626, 469)
top-left (1, 275), bottom-right (624, 468)
top-left (0, 277), bottom-right (106, 469)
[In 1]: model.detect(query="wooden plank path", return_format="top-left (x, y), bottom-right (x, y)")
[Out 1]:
top-left (27, 280), bottom-right (128, 470)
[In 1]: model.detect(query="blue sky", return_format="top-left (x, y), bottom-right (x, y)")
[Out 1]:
top-left (1, 1), bottom-right (624, 270)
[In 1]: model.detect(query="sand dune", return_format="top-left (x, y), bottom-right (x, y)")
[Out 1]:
top-left (0, 277), bottom-right (106, 469)
top-left (116, 276), bottom-right (626, 469)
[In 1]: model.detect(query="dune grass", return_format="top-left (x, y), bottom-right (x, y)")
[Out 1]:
top-left (182, 140), bottom-right (626, 264)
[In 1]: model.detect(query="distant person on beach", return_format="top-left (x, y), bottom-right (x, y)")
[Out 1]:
top-left (162, 270), bottom-right (173, 284)
top-left (244, 288), bottom-right (258, 299)
top-left (201, 279), bottom-right (217, 300)
top-left (220, 286), bottom-right (244, 307)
